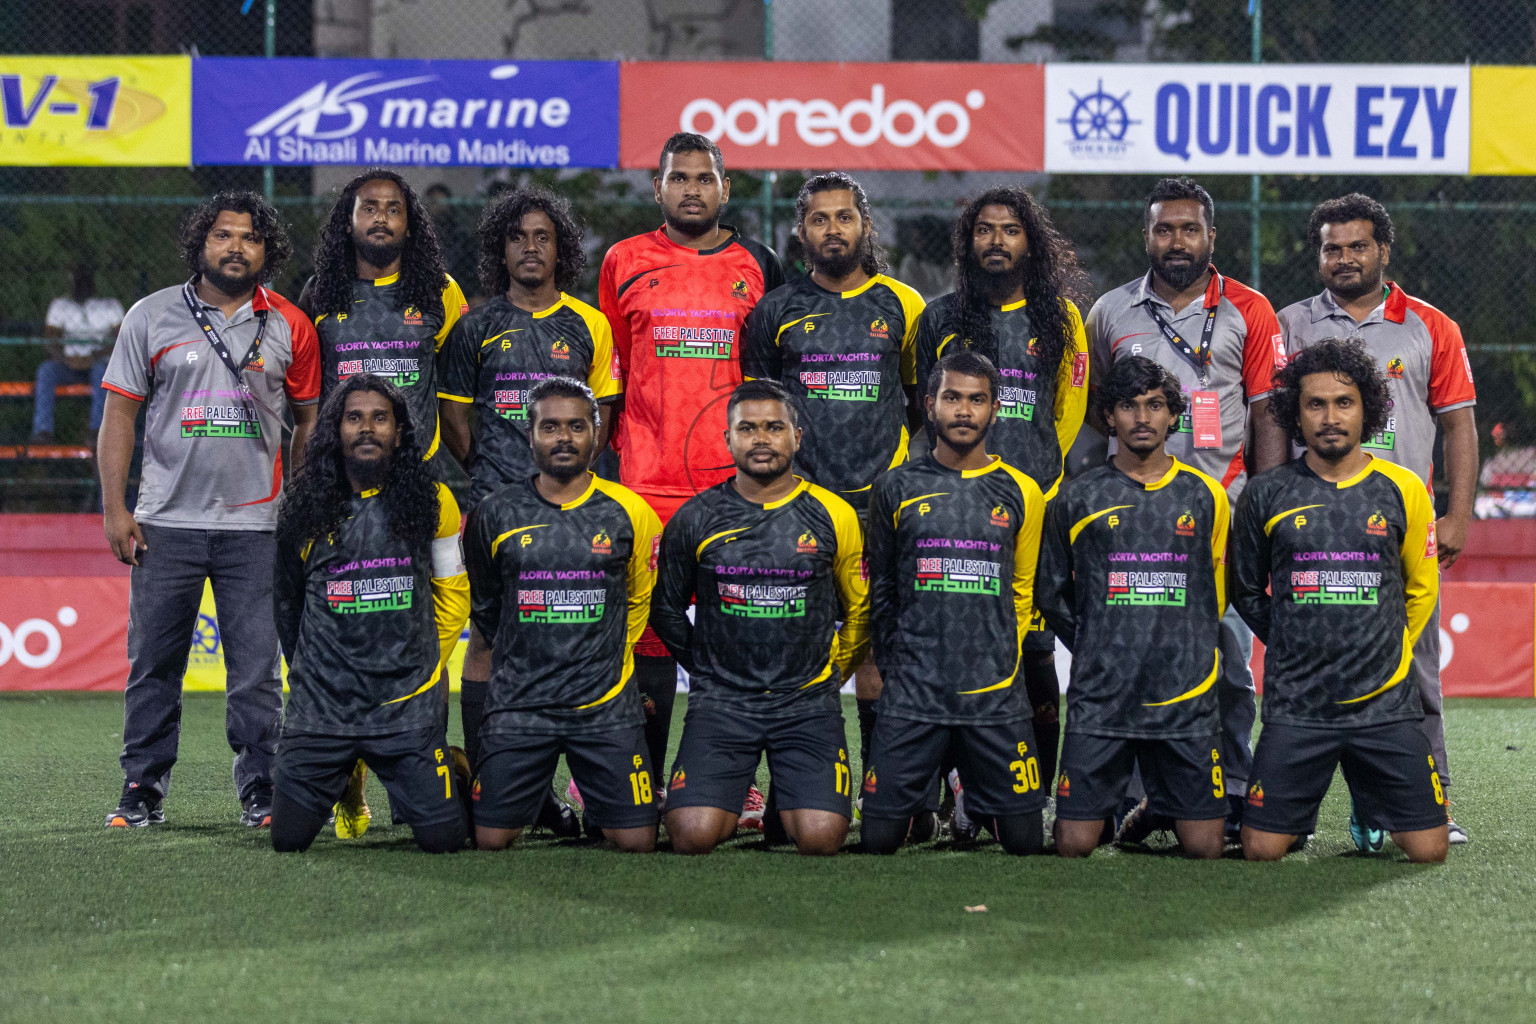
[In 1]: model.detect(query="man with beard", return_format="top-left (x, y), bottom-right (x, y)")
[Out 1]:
top-left (651, 380), bottom-right (867, 855)
top-left (1233, 340), bottom-right (1446, 864)
top-left (300, 169), bottom-right (468, 464)
top-left (100, 191), bottom-right (320, 829)
top-left (463, 377), bottom-right (662, 853)
top-left (1038, 357), bottom-right (1229, 860)
top-left (1085, 177), bottom-right (1287, 842)
top-left (1278, 193), bottom-right (1476, 845)
top-left (860, 351), bottom-right (1047, 855)
top-left (270, 374), bottom-right (471, 854)
top-left (910, 187), bottom-right (1090, 823)
top-left (598, 132), bottom-right (784, 827)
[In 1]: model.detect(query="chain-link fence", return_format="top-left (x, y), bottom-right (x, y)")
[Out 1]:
top-left (4, 0), bottom-right (1536, 512)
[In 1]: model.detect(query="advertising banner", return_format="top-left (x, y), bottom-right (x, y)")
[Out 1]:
top-left (1045, 63), bottom-right (1470, 175)
top-left (192, 58), bottom-right (618, 168)
top-left (0, 56), bottom-right (190, 166)
top-left (1470, 66), bottom-right (1536, 175)
top-left (619, 61), bottom-right (1044, 171)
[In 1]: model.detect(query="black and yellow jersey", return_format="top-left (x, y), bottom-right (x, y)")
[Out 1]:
top-left (1232, 456), bottom-right (1439, 728)
top-left (314, 272), bottom-right (468, 459)
top-left (913, 293), bottom-right (1088, 501)
top-left (742, 274), bottom-right (925, 514)
top-left (275, 482), bottom-right (470, 736)
top-left (651, 477), bottom-right (869, 717)
top-left (437, 293), bottom-right (621, 505)
top-left (865, 454), bottom-right (1046, 725)
top-left (1036, 458), bottom-right (1229, 739)
top-left (464, 472), bottom-right (661, 734)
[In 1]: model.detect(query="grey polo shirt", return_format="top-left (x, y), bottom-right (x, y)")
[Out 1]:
top-left (1279, 284), bottom-right (1477, 484)
top-left (102, 280), bottom-right (321, 531)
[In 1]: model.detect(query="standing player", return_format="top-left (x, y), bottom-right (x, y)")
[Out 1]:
top-left (1086, 177), bottom-right (1287, 835)
top-left (100, 191), bottom-right (319, 829)
top-left (861, 351), bottom-right (1047, 855)
top-left (301, 168), bottom-right (468, 462)
top-left (437, 186), bottom-right (620, 774)
top-left (651, 380), bottom-right (868, 856)
top-left (463, 377), bottom-right (662, 853)
top-left (1232, 339), bottom-right (1446, 864)
top-left (1038, 357), bottom-right (1229, 859)
top-left (270, 374), bottom-right (470, 854)
top-left (911, 186), bottom-right (1089, 809)
top-left (599, 132), bottom-right (784, 821)
top-left (1278, 193), bottom-right (1476, 845)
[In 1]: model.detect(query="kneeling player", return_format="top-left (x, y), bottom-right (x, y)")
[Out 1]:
top-left (271, 374), bottom-right (471, 854)
top-left (861, 351), bottom-right (1048, 855)
top-left (1038, 357), bottom-right (1229, 859)
top-left (1233, 339), bottom-right (1447, 863)
top-left (652, 380), bottom-right (868, 856)
top-left (464, 377), bottom-right (662, 853)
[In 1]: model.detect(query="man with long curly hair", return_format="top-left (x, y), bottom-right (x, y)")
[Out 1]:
top-left (437, 184), bottom-right (618, 834)
top-left (1232, 339), bottom-right (1446, 864)
top-left (910, 186), bottom-right (1090, 825)
top-left (270, 373), bottom-right (470, 854)
top-left (299, 168), bottom-right (468, 465)
top-left (100, 190), bottom-right (320, 830)
top-left (1086, 177), bottom-right (1287, 843)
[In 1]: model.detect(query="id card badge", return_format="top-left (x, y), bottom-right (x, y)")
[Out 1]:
top-left (1190, 390), bottom-right (1223, 449)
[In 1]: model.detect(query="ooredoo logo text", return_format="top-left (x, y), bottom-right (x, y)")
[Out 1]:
top-left (679, 84), bottom-right (987, 150)
top-left (0, 606), bottom-right (77, 670)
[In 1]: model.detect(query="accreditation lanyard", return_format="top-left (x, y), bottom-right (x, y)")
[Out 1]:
top-left (181, 279), bottom-right (268, 383)
top-left (1144, 276), bottom-right (1221, 389)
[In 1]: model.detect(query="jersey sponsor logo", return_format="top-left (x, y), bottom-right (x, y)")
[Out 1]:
top-left (591, 530), bottom-right (612, 554)
top-left (1176, 511), bottom-right (1196, 537)
top-left (652, 324), bottom-right (735, 359)
top-left (1386, 356), bottom-right (1405, 380)
top-left (551, 338), bottom-right (570, 360)
top-left (1290, 568), bottom-right (1381, 605)
top-left (915, 555), bottom-right (1002, 595)
top-left (337, 356), bottom-right (422, 389)
top-left (989, 505), bottom-right (1010, 527)
top-left (717, 580), bottom-right (809, 618)
top-left (998, 384), bottom-right (1038, 420)
top-left (869, 317), bottom-right (890, 340)
top-left (186, 350), bottom-right (199, 363)
top-left (517, 587), bottom-right (606, 623)
top-left (800, 368), bottom-right (880, 401)
top-left (1108, 514), bottom-right (1122, 528)
top-left (180, 403), bottom-right (261, 439)
top-left (493, 389), bottom-right (530, 420)
top-left (1106, 569), bottom-right (1188, 606)
top-left (796, 531), bottom-right (818, 553)
top-left (1293, 513), bottom-right (1309, 529)
top-left (402, 306), bottom-right (424, 326)
top-left (1362, 416), bottom-right (1397, 451)
top-left (1071, 351), bottom-right (1087, 387)
top-left (1366, 511), bottom-right (1389, 537)
top-left (325, 575), bottom-right (414, 613)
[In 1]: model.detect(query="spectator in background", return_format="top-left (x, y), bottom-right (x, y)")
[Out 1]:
top-left (425, 183), bottom-right (482, 306)
top-left (32, 261), bottom-right (122, 445)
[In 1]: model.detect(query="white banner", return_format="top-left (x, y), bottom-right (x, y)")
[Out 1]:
top-left (1045, 63), bottom-right (1470, 175)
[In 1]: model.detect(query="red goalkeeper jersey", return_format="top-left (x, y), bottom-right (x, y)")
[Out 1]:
top-left (599, 225), bottom-right (783, 505)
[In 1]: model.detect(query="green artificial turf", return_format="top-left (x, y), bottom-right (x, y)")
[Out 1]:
top-left (1, 693), bottom-right (1533, 1023)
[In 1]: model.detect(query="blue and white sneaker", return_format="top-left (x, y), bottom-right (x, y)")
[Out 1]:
top-left (1348, 801), bottom-right (1386, 853)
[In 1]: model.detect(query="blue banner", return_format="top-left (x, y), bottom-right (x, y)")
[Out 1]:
top-left (192, 58), bottom-right (618, 168)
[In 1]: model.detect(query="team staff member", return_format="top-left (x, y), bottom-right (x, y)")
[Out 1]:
top-left (861, 351), bottom-right (1047, 856)
top-left (911, 186), bottom-right (1089, 801)
top-left (1086, 177), bottom-right (1287, 831)
top-left (1039, 357), bottom-right (1229, 860)
top-left (101, 191), bottom-right (320, 830)
top-left (1278, 193), bottom-right (1476, 845)
top-left (301, 168), bottom-right (468, 462)
top-left (598, 132), bottom-right (784, 823)
top-left (438, 186), bottom-right (620, 776)
top-left (652, 380), bottom-right (869, 856)
top-left (464, 377), bottom-right (662, 853)
top-left (270, 375), bottom-right (470, 854)
top-left (1232, 339), bottom-right (1447, 864)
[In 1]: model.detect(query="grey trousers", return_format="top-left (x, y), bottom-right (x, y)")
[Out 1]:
top-left (120, 525), bottom-right (283, 801)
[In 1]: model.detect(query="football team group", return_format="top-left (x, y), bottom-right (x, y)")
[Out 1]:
top-left (96, 130), bottom-right (1475, 864)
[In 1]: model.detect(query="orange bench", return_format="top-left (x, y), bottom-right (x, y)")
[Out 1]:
top-left (0, 382), bottom-right (95, 398)
top-left (0, 444), bottom-right (93, 459)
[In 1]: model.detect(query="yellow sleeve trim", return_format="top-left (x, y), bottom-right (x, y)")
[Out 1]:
top-left (805, 484), bottom-right (871, 680)
top-left (435, 275), bottom-right (468, 348)
top-left (1338, 627), bottom-right (1414, 704)
top-left (1048, 301), bottom-right (1089, 494)
top-left (435, 483), bottom-right (462, 540)
top-left (567, 294), bottom-right (625, 400)
top-left (1185, 466), bottom-right (1231, 618)
top-left (437, 391), bottom-right (474, 404)
top-left (1143, 649), bottom-right (1219, 706)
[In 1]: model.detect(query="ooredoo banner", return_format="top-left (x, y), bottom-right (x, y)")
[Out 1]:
top-left (0, 56), bottom-right (191, 166)
top-left (1045, 63), bottom-right (1470, 175)
top-left (619, 61), bottom-right (1044, 172)
top-left (193, 58), bottom-right (618, 168)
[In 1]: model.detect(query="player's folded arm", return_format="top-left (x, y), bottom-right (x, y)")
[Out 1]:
top-left (863, 479), bottom-right (902, 670)
top-left (649, 512), bottom-right (700, 673)
top-left (1033, 498), bottom-right (1078, 651)
top-left (273, 535), bottom-right (307, 669)
top-left (462, 506), bottom-right (504, 648)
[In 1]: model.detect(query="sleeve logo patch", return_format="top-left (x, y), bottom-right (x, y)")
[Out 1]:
top-left (611, 349), bottom-right (622, 380)
top-left (1271, 332), bottom-right (1286, 367)
top-left (1071, 351), bottom-right (1087, 388)
top-left (649, 534), bottom-right (660, 572)
top-left (1426, 521), bottom-right (1438, 558)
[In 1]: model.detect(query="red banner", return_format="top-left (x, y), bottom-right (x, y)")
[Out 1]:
top-left (619, 61), bottom-right (1045, 172)
top-left (0, 577), bottom-right (129, 691)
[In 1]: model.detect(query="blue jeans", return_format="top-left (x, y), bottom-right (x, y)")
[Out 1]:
top-left (32, 356), bottom-right (107, 435)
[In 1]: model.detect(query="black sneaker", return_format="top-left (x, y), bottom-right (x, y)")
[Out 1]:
top-left (1115, 797), bottom-right (1174, 845)
top-left (240, 788), bottom-right (273, 828)
top-left (536, 786), bottom-right (581, 838)
top-left (106, 790), bottom-right (163, 828)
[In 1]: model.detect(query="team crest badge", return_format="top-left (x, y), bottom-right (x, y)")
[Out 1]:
top-left (990, 505), bottom-right (1010, 527)
top-left (669, 769), bottom-right (687, 791)
top-left (869, 317), bottom-right (890, 339)
top-left (551, 338), bottom-right (570, 360)
top-left (862, 769), bottom-right (878, 794)
top-left (796, 531), bottom-right (818, 553)
top-left (731, 279), bottom-right (749, 298)
top-left (1366, 511), bottom-right (1388, 536)
top-left (1027, 336), bottom-right (1040, 356)
top-left (1176, 511), bottom-right (1196, 537)
top-left (471, 779), bottom-right (481, 802)
top-left (402, 306), bottom-right (424, 326)
top-left (1247, 781), bottom-right (1264, 807)
top-left (592, 530), bottom-right (612, 554)
top-left (1386, 357), bottom-right (1404, 380)
top-left (1056, 773), bottom-right (1070, 798)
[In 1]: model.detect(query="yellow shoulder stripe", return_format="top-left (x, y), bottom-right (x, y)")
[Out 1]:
top-left (893, 491), bottom-right (949, 527)
top-left (1264, 504), bottom-right (1325, 536)
top-left (490, 524), bottom-right (549, 557)
top-left (1069, 505), bottom-right (1134, 545)
top-left (774, 313), bottom-right (831, 346)
top-left (697, 527), bottom-right (749, 560)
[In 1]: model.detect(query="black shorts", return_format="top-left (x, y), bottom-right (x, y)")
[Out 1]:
top-left (1244, 719), bottom-right (1447, 835)
top-left (473, 725), bottom-right (658, 830)
top-left (1055, 733), bottom-right (1226, 822)
top-left (861, 715), bottom-right (1048, 820)
top-left (665, 704), bottom-right (852, 817)
top-left (273, 727), bottom-right (461, 827)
